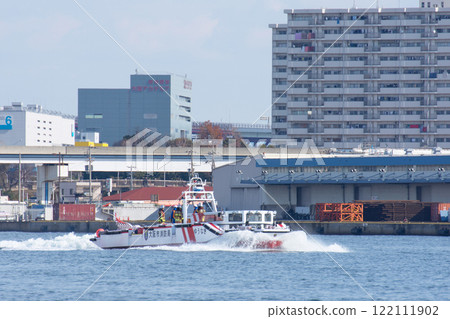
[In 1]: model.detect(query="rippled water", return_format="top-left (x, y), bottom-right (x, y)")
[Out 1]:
top-left (0, 231), bottom-right (448, 301)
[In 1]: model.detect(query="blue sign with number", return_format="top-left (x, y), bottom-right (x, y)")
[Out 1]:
top-left (0, 116), bottom-right (12, 130)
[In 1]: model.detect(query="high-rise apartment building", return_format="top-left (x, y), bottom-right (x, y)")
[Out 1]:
top-left (270, 1), bottom-right (450, 148)
top-left (78, 74), bottom-right (192, 145)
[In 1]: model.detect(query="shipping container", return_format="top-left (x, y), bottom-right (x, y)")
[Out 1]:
top-left (53, 204), bottom-right (96, 221)
top-left (430, 203), bottom-right (450, 222)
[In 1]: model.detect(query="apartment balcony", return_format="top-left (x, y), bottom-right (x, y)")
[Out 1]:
top-left (343, 60), bottom-right (365, 67)
top-left (344, 47), bottom-right (365, 54)
top-left (344, 101), bottom-right (365, 108)
top-left (323, 128), bottom-right (365, 135)
top-left (437, 59), bottom-right (450, 66)
top-left (323, 101), bottom-right (344, 107)
top-left (379, 87), bottom-right (401, 94)
top-left (273, 59), bottom-right (287, 66)
top-left (308, 88), bottom-right (324, 93)
top-left (421, 32), bottom-right (438, 38)
top-left (379, 101), bottom-right (400, 107)
top-left (379, 74), bottom-right (399, 81)
top-left (323, 114), bottom-right (343, 121)
top-left (272, 34), bottom-right (287, 41)
top-left (323, 33), bottom-right (342, 40)
top-left (437, 32), bottom-right (450, 40)
top-left (287, 101), bottom-right (309, 108)
top-left (380, 46), bottom-right (401, 54)
top-left (323, 128), bottom-right (343, 135)
top-left (272, 109), bottom-right (287, 116)
top-left (380, 33), bottom-right (402, 40)
top-left (402, 19), bottom-right (423, 26)
top-left (401, 60), bottom-right (422, 67)
top-left (323, 74), bottom-right (344, 81)
top-left (401, 88), bottom-right (422, 94)
top-left (287, 87), bottom-right (308, 94)
top-left (323, 88), bottom-right (343, 94)
top-left (436, 128), bottom-right (450, 134)
top-left (379, 20), bottom-right (405, 26)
top-left (272, 72), bottom-right (287, 78)
top-left (272, 122), bottom-right (288, 129)
top-left (272, 97), bottom-right (288, 103)
top-left (365, 46), bottom-right (381, 52)
top-left (365, 19), bottom-right (381, 25)
top-left (272, 85), bottom-right (288, 91)
top-left (288, 74), bottom-right (309, 82)
top-left (323, 47), bottom-right (345, 54)
top-left (434, 114), bottom-right (450, 121)
top-left (287, 60), bottom-right (310, 68)
top-left (380, 60), bottom-right (401, 68)
top-left (287, 114), bottom-right (308, 121)
top-left (379, 115), bottom-right (397, 121)
top-left (344, 88), bottom-right (365, 94)
top-left (343, 115), bottom-right (365, 121)
top-left (398, 115), bottom-right (421, 121)
top-left (438, 46), bottom-right (450, 53)
top-left (287, 128), bottom-right (308, 135)
top-left (437, 101), bottom-right (450, 107)
top-left (273, 47), bottom-right (288, 54)
top-left (365, 33), bottom-right (380, 39)
top-left (420, 44), bottom-right (437, 51)
top-left (287, 20), bottom-right (312, 27)
top-left (379, 128), bottom-right (398, 135)
top-left (399, 128), bottom-right (421, 134)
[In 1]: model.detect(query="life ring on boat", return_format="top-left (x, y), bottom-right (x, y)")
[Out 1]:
top-left (96, 228), bottom-right (104, 238)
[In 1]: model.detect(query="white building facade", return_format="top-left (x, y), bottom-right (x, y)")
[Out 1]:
top-left (271, 2), bottom-right (450, 148)
top-left (0, 102), bottom-right (75, 146)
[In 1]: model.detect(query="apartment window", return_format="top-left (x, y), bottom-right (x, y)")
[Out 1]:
top-left (275, 55), bottom-right (287, 60)
top-left (150, 194), bottom-right (159, 202)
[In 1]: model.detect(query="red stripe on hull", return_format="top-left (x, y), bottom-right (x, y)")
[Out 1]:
top-left (186, 226), bottom-right (196, 243)
top-left (181, 227), bottom-right (188, 243)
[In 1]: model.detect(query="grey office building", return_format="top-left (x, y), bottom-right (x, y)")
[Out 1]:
top-left (78, 74), bottom-right (192, 145)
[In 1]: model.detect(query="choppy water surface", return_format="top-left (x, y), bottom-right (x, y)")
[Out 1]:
top-left (0, 231), bottom-right (448, 301)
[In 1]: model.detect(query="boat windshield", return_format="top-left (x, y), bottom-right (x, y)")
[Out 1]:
top-left (264, 213), bottom-right (272, 222)
top-left (228, 212), bottom-right (243, 222)
top-left (246, 212), bottom-right (262, 222)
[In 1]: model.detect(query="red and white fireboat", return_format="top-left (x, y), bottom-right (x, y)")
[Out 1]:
top-left (91, 175), bottom-right (290, 249)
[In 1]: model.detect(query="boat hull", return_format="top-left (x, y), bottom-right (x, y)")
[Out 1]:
top-left (91, 223), bottom-right (223, 249)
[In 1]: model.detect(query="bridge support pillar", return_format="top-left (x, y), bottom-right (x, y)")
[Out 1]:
top-left (37, 164), bottom-right (68, 205)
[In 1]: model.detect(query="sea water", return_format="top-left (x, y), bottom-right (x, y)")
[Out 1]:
top-left (0, 231), bottom-right (448, 301)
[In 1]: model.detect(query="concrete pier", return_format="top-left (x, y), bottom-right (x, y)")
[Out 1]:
top-left (286, 221), bottom-right (450, 236)
top-left (0, 220), bottom-right (449, 236)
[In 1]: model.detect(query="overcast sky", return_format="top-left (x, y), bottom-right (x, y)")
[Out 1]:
top-left (1, 0), bottom-right (417, 125)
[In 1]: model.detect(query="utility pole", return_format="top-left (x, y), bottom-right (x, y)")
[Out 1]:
top-left (18, 153), bottom-right (21, 203)
top-left (88, 147), bottom-right (92, 203)
top-left (58, 152), bottom-right (61, 203)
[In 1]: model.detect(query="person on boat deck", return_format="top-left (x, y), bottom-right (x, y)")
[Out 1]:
top-left (157, 207), bottom-right (166, 224)
top-left (197, 205), bottom-right (206, 222)
top-left (172, 206), bottom-right (182, 223)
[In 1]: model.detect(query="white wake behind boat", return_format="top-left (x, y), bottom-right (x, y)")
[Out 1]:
top-left (91, 174), bottom-right (290, 249)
